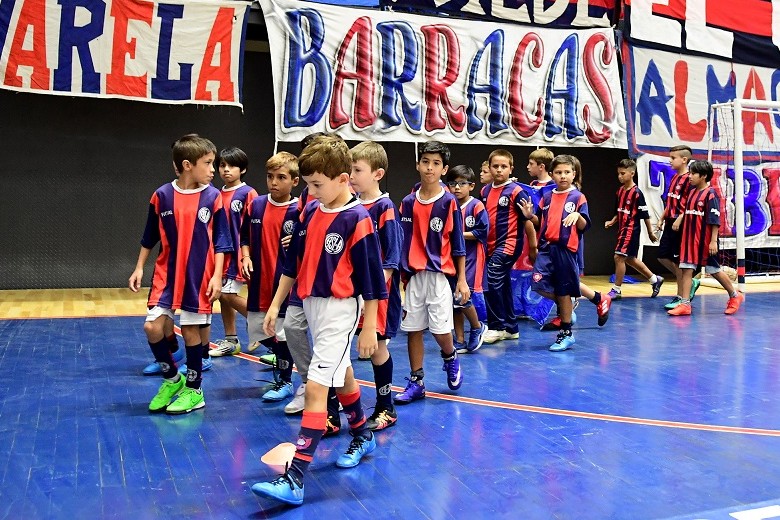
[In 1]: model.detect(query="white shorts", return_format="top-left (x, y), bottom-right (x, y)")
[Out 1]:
top-left (400, 271), bottom-right (454, 335)
top-left (221, 278), bottom-right (244, 295)
top-left (680, 262), bottom-right (721, 275)
top-left (303, 296), bottom-right (362, 388)
top-left (248, 311), bottom-right (287, 343)
top-left (145, 306), bottom-right (212, 326)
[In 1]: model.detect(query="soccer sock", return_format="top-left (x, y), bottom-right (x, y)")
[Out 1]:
top-left (590, 291), bottom-right (602, 305)
top-left (372, 355), bottom-right (394, 409)
top-left (271, 340), bottom-right (294, 383)
top-left (611, 285), bottom-right (621, 293)
top-left (410, 368), bottom-right (424, 383)
top-left (327, 387), bottom-right (340, 422)
top-left (730, 291), bottom-right (739, 297)
top-left (288, 411), bottom-right (327, 484)
top-left (150, 339), bottom-right (178, 379)
top-left (650, 275), bottom-right (659, 284)
top-left (201, 343), bottom-right (211, 360)
top-left (338, 389), bottom-right (368, 438)
top-left (165, 334), bottom-right (180, 354)
top-left (560, 322), bottom-right (572, 335)
top-left (225, 335), bottom-right (238, 343)
top-left (185, 345), bottom-right (203, 389)
top-left (441, 350), bottom-right (457, 362)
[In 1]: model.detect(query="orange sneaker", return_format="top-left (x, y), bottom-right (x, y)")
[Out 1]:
top-left (667, 302), bottom-right (692, 316)
top-left (724, 292), bottom-right (745, 315)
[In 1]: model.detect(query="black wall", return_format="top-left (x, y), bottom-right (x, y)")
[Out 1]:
top-left (0, 49), bottom-right (652, 290)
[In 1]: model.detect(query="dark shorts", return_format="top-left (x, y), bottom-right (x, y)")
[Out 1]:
top-left (615, 232), bottom-right (641, 258)
top-left (658, 218), bottom-right (681, 261)
top-left (532, 244), bottom-right (582, 298)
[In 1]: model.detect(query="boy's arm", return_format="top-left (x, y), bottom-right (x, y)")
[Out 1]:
top-left (454, 255), bottom-right (470, 305)
top-left (241, 245), bottom-right (252, 279)
top-left (129, 246), bottom-right (152, 292)
top-left (708, 224), bottom-right (719, 256)
top-left (672, 214), bottom-right (684, 231)
top-left (206, 253), bottom-right (224, 303)
top-left (524, 220), bottom-right (538, 264)
top-left (130, 199), bottom-right (160, 292)
top-left (519, 198), bottom-right (538, 226)
top-left (604, 216), bottom-right (618, 229)
top-left (644, 218), bottom-right (659, 242)
top-left (262, 274), bottom-right (296, 336)
top-left (357, 299), bottom-right (379, 359)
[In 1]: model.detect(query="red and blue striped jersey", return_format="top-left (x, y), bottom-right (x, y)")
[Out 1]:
top-left (360, 193), bottom-right (403, 337)
top-left (614, 185), bottom-right (650, 251)
top-left (664, 172), bottom-right (692, 218)
top-left (240, 195), bottom-right (299, 314)
top-left (480, 181), bottom-right (531, 256)
top-left (514, 181), bottom-right (555, 270)
top-left (399, 189), bottom-right (466, 277)
top-left (460, 197), bottom-right (488, 292)
top-left (680, 187), bottom-right (721, 266)
top-left (283, 199), bottom-right (388, 302)
top-left (221, 183), bottom-right (258, 282)
top-left (535, 188), bottom-right (591, 253)
top-left (141, 181), bottom-right (232, 313)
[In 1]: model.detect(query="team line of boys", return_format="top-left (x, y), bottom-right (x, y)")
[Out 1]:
top-left (127, 135), bottom-right (744, 507)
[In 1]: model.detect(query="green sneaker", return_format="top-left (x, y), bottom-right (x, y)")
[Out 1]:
top-left (166, 387), bottom-right (205, 415)
top-left (149, 376), bottom-right (185, 413)
top-left (690, 278), bottom-right (701, 301)
top-left (259, 353), bottom-right (277, 367)
top-left (664, 296), bottom-right (683, 310)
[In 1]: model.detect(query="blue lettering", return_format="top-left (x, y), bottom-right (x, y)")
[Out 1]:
top-left (724, 167), bottom-right (768, 236)
top-left (636, 59), bottom-right (673, 137)
top-left (648, 160), bottom-right (675, 205)
top-left (0, 0), bottom-right (18, 56)
top-left (772, 70), bottom-right (780, 128)
top-left (376, 21), bottom-right (421, 131)
top-left (544, 34), bottom-right (583, 140)
top-left (466, 30), bottom-right (508, 135)
top-left (151, 4), bottom-right (192, 100)
top-left (706, 66), bottom-right (736, 143)
top-left (54, 0), bottom-right (105, 93)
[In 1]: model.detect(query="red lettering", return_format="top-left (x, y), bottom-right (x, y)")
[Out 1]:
top-left (673, 60), bottom-right (706, 142)
top-left (742, 69), bottom-right (774, 145)
top-left (763, 167), bottom-right (780, 235)
top-left (582, 32), bottom-right (616, 144)
top-left (106, 0), bottom-right (153, 97)
top-left (507, 33), bottom-right (543, 138)
top-left (421, 25), bottom-right (465, 133)
top-left (4, 0), bottom-right (50, 89)
top-left (195, 7), bottom-right (236, 101)
top-left (330, 17), bottom-right (376, 129)
top-left (710, 167), bottom-right (732, 235)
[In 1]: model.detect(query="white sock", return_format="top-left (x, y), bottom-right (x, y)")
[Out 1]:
top-left (650, 275), bottom-right (658, 284)
top-left (612, 286), bottom-right (621, 293)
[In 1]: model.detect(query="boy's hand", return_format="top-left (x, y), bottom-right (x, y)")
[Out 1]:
top-left (563, 211), bottom-right (580, 227)
top-left (263, 307), bottom-right (279, 337)
top-left (206, 276), bottom-right (222, 303)
top-left (128, 268), bottom-right (143, 292)
top-left (528, 246), bottom-right (538, 265)
top-left (709, 241), bottom-right (718, 256)
top-left (604, 220), bottom-right (613, 229)
top-left (281, 235), bottom-right (292, 248)
top-left (241, 257), bottom-right (253, 279)
top-left (518, 199), bottom-right (534, 219)
top-left (648, 231), bottom-right (659, 243)
top-left (654, 220), bottom-right (664, 233)
top-left (672, 216), bottom-right (683, 232)
top-left (454, 280), bottom-right (471, 305)
top-left (357, 327), bottom-right (378, 359)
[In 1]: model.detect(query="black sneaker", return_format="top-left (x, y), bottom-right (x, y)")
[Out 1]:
top-left (366, 406), bottom-right (398, 431)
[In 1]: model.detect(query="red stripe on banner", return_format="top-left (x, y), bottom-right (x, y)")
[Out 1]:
top-left (707, 0), bottom-right (773, 37)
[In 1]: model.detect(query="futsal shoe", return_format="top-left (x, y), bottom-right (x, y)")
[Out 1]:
top-left (607, 288), bottom-right (622, 301)
top-left (258, 353), bottom-right (277, 367)
top-left (442, 352), bottom-right (463, 390)
top-left (148, 376), bottom-right (185, 413)
top-left (209, 339), bottom-right (240, 357)
top-left (501, 330), bottom-right (520, 341)
top-left (481, 329), bottom-right (504, 344)
top-left (596, 295), bottom-right (612, 326)
top-left (263, 380), bottom-right (294, 402)
top-left (549, 331), bottom-right (575, 352)
top-left (284, 383), bottom-right (306, 414)
top-left (667, 302), bottom-right (692, 316)
top-left (464, 322), bottom-right (488, 353)
top-left (366, 406), bottom-right (398, 431)
top-left (724, 292), bottom-right (745, 315)
top-left (251, 473), bottom-right (304, 506)
top-left (143, 347), bottom-right (185, 376)
top-left (690, 278), bottom-right (702, 301)
top-left (540, 312), bottom-right (577, 331)
top-left (393, 378), bottom-right (426, 404)
top-left (247, 341), bottom-right (262, 353)
top-left (664, 296), bottom-right (683, 310)
top-left (651, 276), bottom-right (665, 298)
top-left (454, 339), bottom-right (467, 354)
top-left (165, 387), bottom-right (205, 415)
top-left (335, 431), bottom-right (376, 468)
top-left (178, 357), bottom-right (212, 374)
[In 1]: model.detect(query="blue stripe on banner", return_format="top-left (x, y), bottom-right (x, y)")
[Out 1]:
top-left (0, 0), bottom-right (18, 57)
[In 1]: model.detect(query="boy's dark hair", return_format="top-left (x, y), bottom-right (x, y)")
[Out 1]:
top-left (218, 147), bottom-right (249, 178)
top-left (172, 134), bottom-right (216, 174)
top-left (617, 158), bottom-right (637, 171)
top-left (670, 144), bottom-right (693, 159)
top-left (446, 165), bottom-right (476, 184)
top-left (688, 160), bottom-right (714, 182)
top-left (299, 135), bottom-right (351, 179)
top-left (301, 131), bottom-right (329, 151)
top-left (418, 141), bottom-right (450, 166)
top-left (551, 154), bottom-right (583, 190)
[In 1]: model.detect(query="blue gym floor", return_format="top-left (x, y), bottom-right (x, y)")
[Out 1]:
top-left (1, 292), bottom-right (779, 519)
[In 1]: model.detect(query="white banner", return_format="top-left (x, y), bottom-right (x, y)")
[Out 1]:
top-left (262, 0), bottom-right (627, 147)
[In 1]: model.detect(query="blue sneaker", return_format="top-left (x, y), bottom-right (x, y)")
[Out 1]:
top-left (251, 473), bottom-right (304, 506)
top-left (263, 380), bottom-right (294, 401)
top-left (442, 352), bottom-right (462, 390)
top-left (549, 331), bottom-right (575, 352)
top-left (143, 347), bottom-right (185, 376)
top-left (178, 357), bottom-right (213, 374)
top-left (690, 277), bottom-right (701, 301)
top-left (465, 323), bottom-right (488, 353)
top-left (335, 431), bottom-right (376, 468)
top-left (664, 296), bottom-right (683, 310)
top-left (454, 339), bottom-right (467, 354)
top-left (393, 378), bottom-right (425, 404)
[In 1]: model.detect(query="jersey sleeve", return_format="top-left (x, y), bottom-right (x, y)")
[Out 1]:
top-left (140, 198), bottom-right (161, 249)
top-left (450, 198), bottom-right (466, 257)
top-left (349, 218), bottom-right (389, 301)
top-left (211, 201), bottom-right (234, 253)
top-left (377, 203), bottom-right (402, 271)
top-left (576, 193), bottom-right (592, 232)
top-left (471, 203), bottom-right (489, 244)
top-left (706, 191), bottom-right (721, 226)
top-left (513, 188), bottom-right (531, 221)
top-left (283, 206), bottom-right (310, 278)
top-left (636, 189), bottom-right (650, 220)
top-left (239, 198), bottom-right (253, 248)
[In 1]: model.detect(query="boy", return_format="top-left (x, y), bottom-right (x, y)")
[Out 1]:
top-left (667, 161), bottom-right (744, 316)
top-left (656, 145), bottom-right (700, 309)
top-left (394, 141), bottom-right (469, 404)
top-left (527, 147), bottom-right (554, 186)
top-left (520, 154), bottom-right (590, 352)
top-left (604, 159), bottom-right (664, 299)
top-left (350, 141), bottom-right (403, 430)
top-left (129, 134), bottom-right (232, 414)
top-left (446, 165), bottom-right (489, 353)
top-left (479, 160), bottom-right (492, 185)
top-left (240, 151), bottom-right (299, 401)
top-left (210, 147), bottom-right (258, 357)
top-left (251, 135), bottom-right (387, 505)
top-left (480, 149), bottom-right (535, 344)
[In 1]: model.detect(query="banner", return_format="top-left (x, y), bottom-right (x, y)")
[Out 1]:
top-left (623, 0), bottom-right (780, 69)
top-left (384, 0), bottom-right (615, 28)
top-left (262, 0), bottom-right (627, 147)
top-left (0, 0), bottom-right (251, 107)
top-left (636, 154), bottom-right (780, 250)
top-left (623, 44), bottom-right (780, 158)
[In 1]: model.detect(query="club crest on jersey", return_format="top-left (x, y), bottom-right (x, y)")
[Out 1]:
top-left (465, 215), bottom-right (475, 228)
top-left (430, 217), bottom-right (444, 232)
top-left (498, 196), bottom-right (510, 207)
top-left (564, 202), bottom-right (576, 213)
top-left (230, 200), bottom-right (243, 213)
top-left (283, 220), bottom-right (295, 235)
top-left (533, 272), bottom-right (543, 282)
top-left (198, 207), bottom-right (211, 223)
top-left (324, 233), bottom-right (344, 254)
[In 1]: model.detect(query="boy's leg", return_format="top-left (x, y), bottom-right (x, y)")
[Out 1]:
top-left (142, 316), bottom-right (183, 375)
top-left (283, 307), bottom-right (311, 415)
top-left (261, 337), bottom-right (294, 402)
top-left (394, 330), bottom-right (426, 404)
top-left (580, 282), bottom-right (611, 327)
top-left (626, 257), bottom-right (665, 297)
top-left (610, 254), bottom-right (626, 299)
top-left (429, 276), bottom-right (462, 391)
top-left (367, 339), bottom-right (397, 430)
top-left (462, 304), bottom-right (487, 353)
top-left (335, 367), bottom-right (376, 468)
top-left (549, 295), bottom-right (576, 352)
top-left (145, 310), bottom-right (186, 412)
top-left (668, 267), bottom-right (694, 315)
top-left (453, 309), bottom-right (466, 345)
top-left (166, 319), bottom-right (207, 415)
top-left (484, 252), bottom-right (517, 341)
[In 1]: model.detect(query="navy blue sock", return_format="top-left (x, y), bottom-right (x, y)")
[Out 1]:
top-left (590, 292), bottom-right (602, 305)
top-left (201, 343), bottom-right (210, 360)
top-left (288, 411), bottom-right (326, 483)
top-left (372, 355), bottom-right (394, 409)
top-left (165, 334), bottom-right (180, 354)
top-left (185, 345), bottom-right (203, 389)
top-left (272, 341), bottom-right (294, 383)
top-left (150, 339), bottom-right (178, 379)
top-left (327, 387), bottom-right (340, 422)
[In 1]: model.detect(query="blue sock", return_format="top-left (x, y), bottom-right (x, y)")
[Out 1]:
top-left (372, 356), bottom-right (394, 409)
top-left (150, 339), bottom-right (177, 379)
top-left (185, 345), bottom-right (203, 389)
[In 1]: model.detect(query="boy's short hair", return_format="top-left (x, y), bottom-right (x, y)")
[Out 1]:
top-left (172, 134), bottom-right (216, 173)
top-left (489, 149), bottom-right (514, 167)
top-left (551, 154), bottom-right (583, 189)
top-left (670, 144), bottom-right (693, 159)
top-left (688, 160), bottom-right (714, 182)
top-left (301, 131), bottom-right (329, 151)
top-left (528, 148), bottom-right (554, 171)
top-left (350, 141), bottom-right (388, 172)
top-left (617, 158), bottom-right (637, 172)
top-left (266, 151), bottom-right (299, 179)
top-left (218, 147), bottom-right (249, 178)
top-left (481, 160), bottom-right (489, 169)
top-left (299, 135), bottom-right (351, 179)
top-left (446, 165), bottom-right (476, 184)
top-left (418, 141), bottom-right (450, 166)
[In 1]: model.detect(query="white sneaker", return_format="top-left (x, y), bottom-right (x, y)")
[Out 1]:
top-left (482, 329), bottom-right (504, 344)
top-left (209, 339), bottom-right (241, 357)
top-left (284, 383), bottom-right (306, 414)
top-left (501, 331), bottom-right (519, 341)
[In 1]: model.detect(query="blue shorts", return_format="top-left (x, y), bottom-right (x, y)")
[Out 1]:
top-left (532, 244), bottom-right (581, 298)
